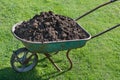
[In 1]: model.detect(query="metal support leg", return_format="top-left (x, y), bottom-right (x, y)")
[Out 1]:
top-left (44, 50), bottom-right (72, 72)
top-left (44, 53), bottom-right (62, 72)
top-left (66, 49), bottom-right (73, 70)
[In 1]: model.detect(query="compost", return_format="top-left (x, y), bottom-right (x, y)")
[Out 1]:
top-left (14, 11), bottom-right (88, 42)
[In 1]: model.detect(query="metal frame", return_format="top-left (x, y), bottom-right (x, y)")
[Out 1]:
top-left (44, 49), bottom-right (72, 72)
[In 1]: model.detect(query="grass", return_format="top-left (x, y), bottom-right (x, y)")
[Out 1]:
top-left (0, 0), bottom-right (120, 80)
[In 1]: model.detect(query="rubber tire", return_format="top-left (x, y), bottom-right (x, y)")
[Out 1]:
top-left (10, 47), bottom-right (38, 72)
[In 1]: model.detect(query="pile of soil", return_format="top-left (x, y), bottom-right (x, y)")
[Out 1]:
top-left (14, 11), bottom-right (88, 42)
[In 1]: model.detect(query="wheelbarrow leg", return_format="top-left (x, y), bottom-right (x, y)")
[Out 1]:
top-left (66, 49), bottom-right (73, 70)
top-left (44, 53), bottom-right (62, 72)
top-left (44, 50), bottom-right (72, 72)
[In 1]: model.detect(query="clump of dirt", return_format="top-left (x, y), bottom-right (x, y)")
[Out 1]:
top-left (14, 11), bottom-right (88, 42)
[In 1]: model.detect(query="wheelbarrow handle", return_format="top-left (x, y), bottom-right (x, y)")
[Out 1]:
top-left (75, 0), bottom-right (118, 21)
top-left (110, 0), bottom-right (119, 2)
top-left (91, 24), bottom-right (120, 39)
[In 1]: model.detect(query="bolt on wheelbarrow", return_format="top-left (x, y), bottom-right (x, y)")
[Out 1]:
top-left (11, 0), bottom-right (120, 73)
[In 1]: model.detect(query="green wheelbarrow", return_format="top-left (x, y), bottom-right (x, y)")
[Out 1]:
top-left (11, 0), bottom-right (120, 72)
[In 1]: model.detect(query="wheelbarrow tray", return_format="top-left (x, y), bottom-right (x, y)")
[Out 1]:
top-left (12, 22), bottom-right (91, 53)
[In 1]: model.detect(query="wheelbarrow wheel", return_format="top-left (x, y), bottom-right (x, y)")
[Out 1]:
top-left (10, 48), bottom-right (38, 72)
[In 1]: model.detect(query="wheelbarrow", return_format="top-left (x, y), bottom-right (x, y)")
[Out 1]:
top-left (11, 0), bottom-right (120, 72)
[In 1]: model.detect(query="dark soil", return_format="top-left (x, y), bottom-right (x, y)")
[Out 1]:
top-left (14, 11), bottom-right (88, 42)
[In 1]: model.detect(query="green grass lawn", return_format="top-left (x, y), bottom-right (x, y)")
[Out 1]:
top-left (0, 0), bottom-right (120, 80)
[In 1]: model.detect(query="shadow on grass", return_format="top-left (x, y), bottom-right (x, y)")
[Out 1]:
top-left (0, 53), bottom-right (70, 80)
top-left (41, 69), bottom-right (70, 80)
top-left (0, 67), bottom-right (41, 80)
top-left (0, 67), bottom-right (69, 80)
